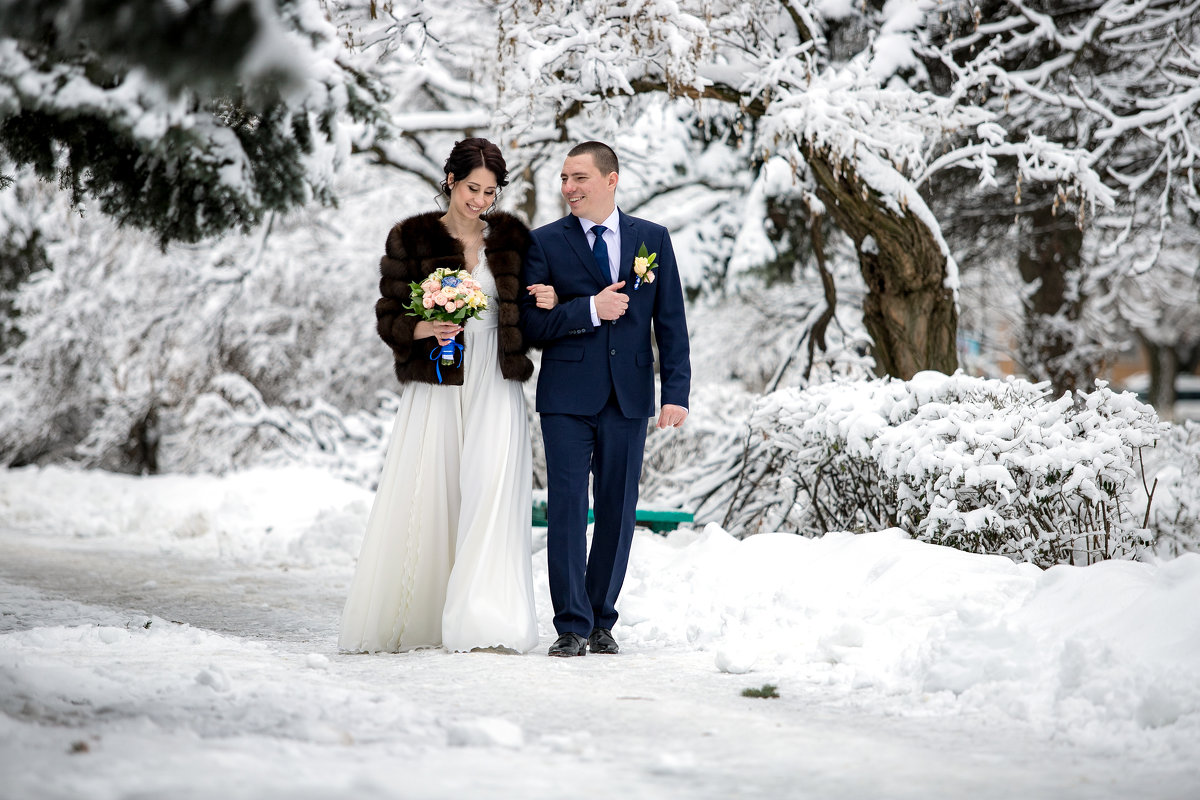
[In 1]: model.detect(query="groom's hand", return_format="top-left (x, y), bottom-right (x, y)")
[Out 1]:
top-left (594, 281), bottom-right (628, 320)
top-left (526, 283), bottom-right (559, 309)
top-left (656, 404), bottom-right (688, 429)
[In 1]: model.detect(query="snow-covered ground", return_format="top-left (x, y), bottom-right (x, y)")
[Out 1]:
top-left (1, 465), bottom-right (1198, 799)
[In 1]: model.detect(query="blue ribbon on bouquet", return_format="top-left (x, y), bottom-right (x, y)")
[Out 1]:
top-left (430, 340), bottom-right (464, 383)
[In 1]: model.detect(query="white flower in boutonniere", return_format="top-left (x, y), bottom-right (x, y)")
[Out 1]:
top-left (633, 243), bottom-right (658, 290)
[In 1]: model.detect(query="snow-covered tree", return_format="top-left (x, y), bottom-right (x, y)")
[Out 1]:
top-left (0, 0), bottom-right (496, 472)
top-left (919, 1), bottom-right (1200, 395)
top-left (1101, 212), bottom-right (1200, 414)
top-left (493, 0), bottom-right (1128, 380)
top-left (3, 0), bottom-right (1197, 489)
top-left (0, 0), bottom-right (389, 244)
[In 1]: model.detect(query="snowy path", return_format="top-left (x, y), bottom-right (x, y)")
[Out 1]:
top-left (2, 526), bottom-right (1195, 800)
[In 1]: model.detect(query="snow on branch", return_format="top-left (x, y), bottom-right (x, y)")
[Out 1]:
top-left (496, 0), bottom-right (1126, 238)
top-left (924, 0), bottom-right (1200, 218)
top-left (496, 0), bottom-right (759, 139)
top-left (0, 0), bottom-right (396, 244)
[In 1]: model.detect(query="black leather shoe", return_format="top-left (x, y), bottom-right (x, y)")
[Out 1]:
top-left (588, 627), bottom-right (619, 654)
top-left (548, 632), bottom-right (587, 657)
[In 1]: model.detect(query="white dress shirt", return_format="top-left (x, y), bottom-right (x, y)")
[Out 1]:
top-left (582, 208), bottom-right (621, 326)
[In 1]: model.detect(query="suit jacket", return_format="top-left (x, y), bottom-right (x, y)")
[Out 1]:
top-left (375, 210), bottom-right (534, 386)
top-left (519, 210), bottom-right (690, 417)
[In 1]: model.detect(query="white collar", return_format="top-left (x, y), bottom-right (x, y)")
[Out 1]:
top-left (580, 207), bottom-right (620, 236)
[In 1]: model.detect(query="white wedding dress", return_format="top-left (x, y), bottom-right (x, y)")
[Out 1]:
top-left (339, 251), bottom-right (539, 654)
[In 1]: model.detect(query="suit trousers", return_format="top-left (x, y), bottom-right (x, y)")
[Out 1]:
top-left (542, 392), bottom-right (648, 637)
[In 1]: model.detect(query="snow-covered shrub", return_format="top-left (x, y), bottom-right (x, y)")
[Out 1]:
top-left (638, 383), bottom-right (758, 522)
top-left (634, 278), bottom-right (875, 523)
top-left (1142, 421), bottom-right (1200, 557)
top-left (686, 272), bottom-right (875, 395)
top-left (169, 373), bottom-right (395, 488)
top-left (0, 155), bottom-right (417, 475)
top-left (0, 3), bottom-right (494, 475)
top-left (725, 372), bottom-right (1166, 567)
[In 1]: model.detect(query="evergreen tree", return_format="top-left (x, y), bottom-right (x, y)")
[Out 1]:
top-left (0, 0), bottom-right (388, 244)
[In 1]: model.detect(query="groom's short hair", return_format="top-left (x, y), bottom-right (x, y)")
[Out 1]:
top-left (568, 141), bottom-right (619, 176)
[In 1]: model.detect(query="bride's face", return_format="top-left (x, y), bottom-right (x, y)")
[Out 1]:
top-left (447, 167), bottom-right (498, 219)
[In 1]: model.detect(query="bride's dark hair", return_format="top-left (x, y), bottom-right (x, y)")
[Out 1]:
top-left (441, 138), bottom-right (509, 196)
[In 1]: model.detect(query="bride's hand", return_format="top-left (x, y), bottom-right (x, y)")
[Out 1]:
top-left (527, 283), bottom-right (558, 309)
top-left (415, 320), bottom-right (462, 345)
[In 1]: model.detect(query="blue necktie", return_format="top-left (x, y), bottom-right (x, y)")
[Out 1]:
top-left (591, 224), bottom-right (610, 282)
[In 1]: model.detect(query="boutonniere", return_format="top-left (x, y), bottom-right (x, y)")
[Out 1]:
top-left (633, 243), bottom-right (658, 290)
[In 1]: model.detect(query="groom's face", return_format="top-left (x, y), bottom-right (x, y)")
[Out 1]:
top-left (561, 154), bottom-right (618, 224)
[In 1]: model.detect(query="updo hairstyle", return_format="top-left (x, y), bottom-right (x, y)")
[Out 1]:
top-left (440, 138), bottom-right (509, 197)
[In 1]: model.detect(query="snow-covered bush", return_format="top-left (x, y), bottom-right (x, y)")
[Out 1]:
top-left (168, 373), bottom-right (395, 488)
top-left (1143, 421), bottom-right (1200, 557)
top-left (725, 372), bottom-right (1167, 567)
top-left (638, 383), bottom-right (757, 523)
top-left (0, 156), bottom-right (406, 475)
top-left (632, 277), bottom-right (876, 522)
top-left (0, 0), bottom-right (520, 476)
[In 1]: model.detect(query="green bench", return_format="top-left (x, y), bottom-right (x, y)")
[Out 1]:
top-left (531, 499), bottom-right (693, 533)
top-left (630, 508), bottom-right (695, 533)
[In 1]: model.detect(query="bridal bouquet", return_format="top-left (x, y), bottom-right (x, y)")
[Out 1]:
top-left (407, 267), bottom-right (489, 377)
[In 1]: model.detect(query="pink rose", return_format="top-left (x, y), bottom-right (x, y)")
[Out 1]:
top-left (434, 293), bottom-right (447, 306)
top-left (446, 301), bottom-right (458, 311)
top-left (422, 296), bottom-right (434, 309)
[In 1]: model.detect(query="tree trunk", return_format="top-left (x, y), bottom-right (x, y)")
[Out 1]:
top-left (804, 211), bottom-right (837, 382)
top-left (808, 153), bottom-right (958, 379)
top-left (1139, 333), bottom-right (1179, 421)
top-left (516, 164), bottom-right (538, 230)
top-left (1015, 192), bottom-right (1089, 397)
top-left (616, 79), bottom-right (959, 379)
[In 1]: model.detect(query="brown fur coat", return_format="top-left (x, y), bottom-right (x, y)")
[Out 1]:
top-left (375, 210), bottom-right (534, 386)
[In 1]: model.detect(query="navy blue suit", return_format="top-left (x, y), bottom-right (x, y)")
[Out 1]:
top-left (520, 210), bottom-right (690, 637)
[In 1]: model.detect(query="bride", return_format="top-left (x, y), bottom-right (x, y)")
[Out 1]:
top-left (339, 138), bottom-right (554, 654)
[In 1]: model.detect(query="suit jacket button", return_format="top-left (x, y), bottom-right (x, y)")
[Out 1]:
top-left (609, 348), bottom-right (617, 356)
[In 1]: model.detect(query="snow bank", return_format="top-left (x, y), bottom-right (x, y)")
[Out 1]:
top-left (2, 464), bottom-right (1198, 758)
top-left (621, 524), bottom-right (1200, 756)
top-left (0, 464), bottom-right (369, 568)
top-left (0, 583), bottom-right (447, 794)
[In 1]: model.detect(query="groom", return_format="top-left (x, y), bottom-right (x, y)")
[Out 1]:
top-left (520, 141), bottom-right (691, 657)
